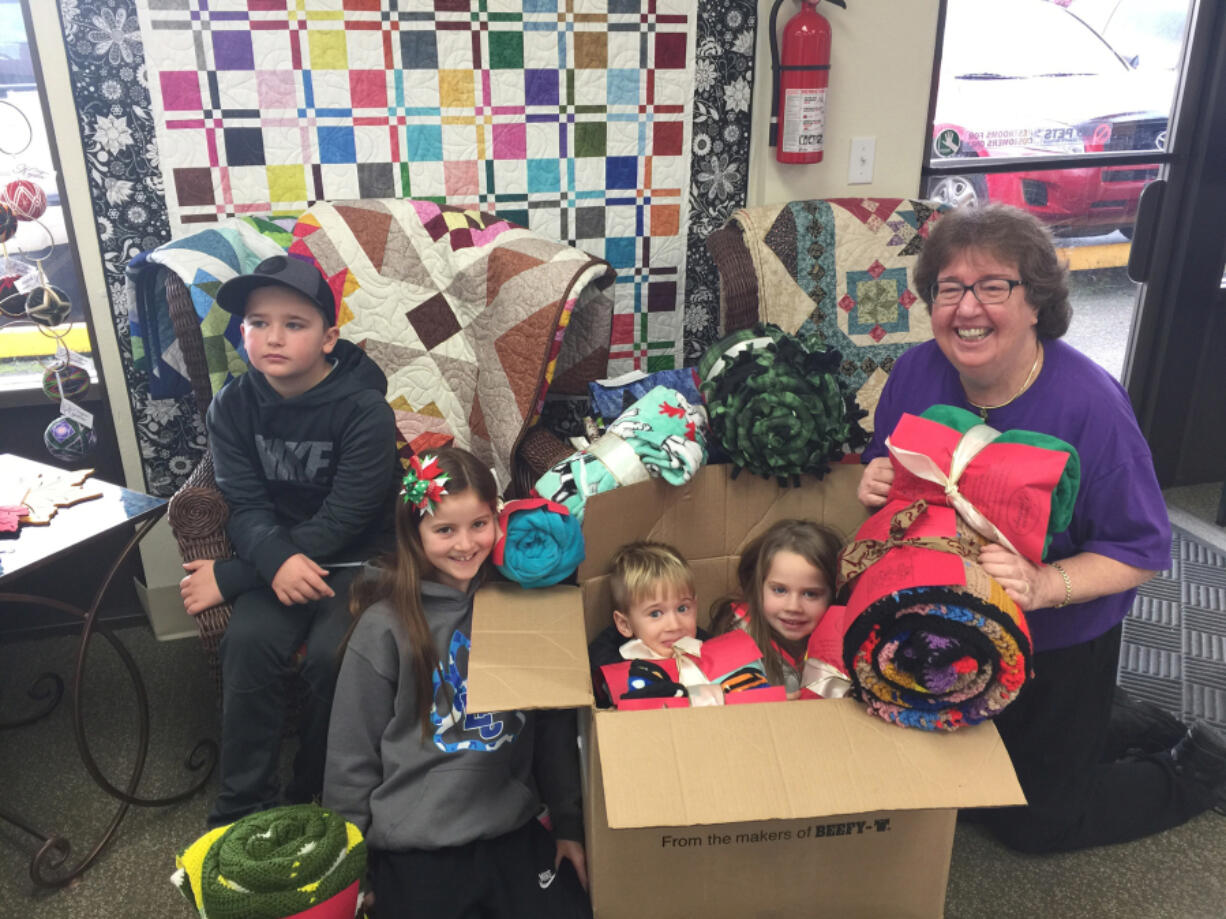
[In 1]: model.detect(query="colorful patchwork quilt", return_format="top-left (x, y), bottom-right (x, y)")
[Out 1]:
top-left (134, 0), bottom-right (696, 376)
top-left (289, 198), bottom-right (614, 488)
top-left (706, 198), bottom-right (947, 428)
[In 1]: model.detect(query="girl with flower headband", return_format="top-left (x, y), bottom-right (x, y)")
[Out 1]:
top-left (323, 446), bottom-right (590, 917)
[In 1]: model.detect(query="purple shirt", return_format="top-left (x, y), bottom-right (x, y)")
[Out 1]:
top-left (863, 338), bottom-right (1171, 652)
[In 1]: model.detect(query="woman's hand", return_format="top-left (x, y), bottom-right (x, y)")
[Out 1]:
top-left (978, 543), bottom-right (1049, 611)
top-left (555, 838), bottom-right (589, 891)
top-left (857, 457), bottom-right (895, 509)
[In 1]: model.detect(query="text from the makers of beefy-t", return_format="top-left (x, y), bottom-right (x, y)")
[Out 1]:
top-left (660, 819), bottom-right (892, 848)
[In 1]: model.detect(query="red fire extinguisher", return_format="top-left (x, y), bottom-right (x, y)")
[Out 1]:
top-left (771, 0), bottom-right (845, 164)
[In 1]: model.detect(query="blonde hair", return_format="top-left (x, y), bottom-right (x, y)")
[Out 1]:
top-left (608, 540), bottom-right (695, 614)
top-left (710, 519), bottom-right (842, 685)
top-left (348, 446), bottom-right (498, 740)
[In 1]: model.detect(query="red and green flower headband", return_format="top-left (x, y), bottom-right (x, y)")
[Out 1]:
top-left (401, 454), bottom-right (450, 515)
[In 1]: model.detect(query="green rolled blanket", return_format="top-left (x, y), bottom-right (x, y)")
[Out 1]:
top-left (171, 804), bottom-right (366, 919)
top-left (698, 323), bottom-right (867, 481)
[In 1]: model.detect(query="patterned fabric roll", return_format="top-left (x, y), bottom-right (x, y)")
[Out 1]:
top-left (533, 386), bottom-right (708, 520)
top-left (171, 804), bottom-right (366, 919)
top-left (842, 558), bottom-right (1033, 732)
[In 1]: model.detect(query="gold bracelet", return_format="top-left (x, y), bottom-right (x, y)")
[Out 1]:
top-left (1051, 562), bottom-right (1072, 608)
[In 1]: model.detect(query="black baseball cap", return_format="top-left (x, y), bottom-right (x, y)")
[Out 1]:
top-left (216, 255), bottom-right (337, 327)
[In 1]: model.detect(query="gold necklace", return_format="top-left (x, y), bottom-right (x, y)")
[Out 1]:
top-left (965, 342), bottom-right (1043, 422)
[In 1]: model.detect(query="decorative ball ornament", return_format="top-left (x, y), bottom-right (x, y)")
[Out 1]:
top-left (2, 179), bottom-right (47, 221)
top-left (0, 273), bottom-right (21, 314)
top-left (25, 283), bottom-right (71, 327)
top-left (44, 416), bottom-right (96, 462)
top-left (0, 202), bottom-right (16, 244)
top-left (42, 362), bottom-right (90, 401)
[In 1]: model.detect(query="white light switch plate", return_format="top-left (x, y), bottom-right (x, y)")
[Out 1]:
top-left (849, 136), bottom-right (875, 185)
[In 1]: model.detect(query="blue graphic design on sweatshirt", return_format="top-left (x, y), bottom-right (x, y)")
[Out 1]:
top-left (431, 629), bottom-right (524, 753)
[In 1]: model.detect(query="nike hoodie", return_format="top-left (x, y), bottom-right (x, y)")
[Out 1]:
top-left (206, 338), bottom-right (400, 597)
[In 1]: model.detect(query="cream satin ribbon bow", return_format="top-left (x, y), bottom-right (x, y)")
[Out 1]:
top-left (801, 658), bottom-right (852, 700)
top-left (885, 422), bottom-right (1021, 557)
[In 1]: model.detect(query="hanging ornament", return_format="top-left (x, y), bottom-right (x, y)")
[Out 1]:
top-left (42, 360), bottom-right (90, 401)
top-left (25, 281), bottom-right (71, 327)
top-left (0, 272), bottom-right (21, 313)
top-left (2, 179), bottom-right (47, 221)
top-left (43, 416), bottom-right (97, 463)
top-left (24, 260), bottom-right (70, 327)
top-left (0, 255), bottom-right (36, 317)
top-left (0, 202), bottom-right (17, 244)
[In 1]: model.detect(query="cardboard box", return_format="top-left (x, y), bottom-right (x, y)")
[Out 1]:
top-left (470, 464), bottom-right (1025, 919)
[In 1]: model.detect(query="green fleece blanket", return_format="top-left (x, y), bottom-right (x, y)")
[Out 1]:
top-left (171, 804), bottom-right (366, 919)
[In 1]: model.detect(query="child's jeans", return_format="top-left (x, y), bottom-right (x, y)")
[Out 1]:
top-left (208, 567), bottom-right (358, 827)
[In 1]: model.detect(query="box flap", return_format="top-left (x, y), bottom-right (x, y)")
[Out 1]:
top-left (595, 699), bottom-right (1025, 829)
top-left (577, 464), bottom-right (868, 584)
top-left (468, 582), bottom-right (594, 713)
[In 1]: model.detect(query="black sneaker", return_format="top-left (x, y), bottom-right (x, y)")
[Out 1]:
top-left (1171, 721), bottom-right (1226, 815)
top-left (1105, 686), bottom-right (1187, 758)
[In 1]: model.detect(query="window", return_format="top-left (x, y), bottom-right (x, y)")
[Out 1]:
top-left (921, 0), bottom-right (1193, 380)
top-left (0, 0), bottom-right (93, 394)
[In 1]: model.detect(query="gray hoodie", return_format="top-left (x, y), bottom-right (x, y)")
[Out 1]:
top-left (323, 579), bottom-right (582, 851)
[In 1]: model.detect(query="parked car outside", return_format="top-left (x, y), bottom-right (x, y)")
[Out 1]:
top-left (926, 0), bottom-right (1176, 238)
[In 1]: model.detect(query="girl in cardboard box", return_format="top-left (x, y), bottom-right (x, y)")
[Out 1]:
top-left (710, 519), bottom-right (852, 700)
top-left (323, 448), bottom-right (590, 918)
top-left (588, 541), bottom-right (784, 708)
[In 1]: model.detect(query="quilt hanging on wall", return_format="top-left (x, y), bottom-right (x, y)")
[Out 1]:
top-left (134, 0), bottom-right (696, 379)
top-left (60, 0), bottom-right (754, 497)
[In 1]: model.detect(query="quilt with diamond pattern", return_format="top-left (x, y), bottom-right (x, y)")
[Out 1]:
top-left (288, 198), bottom-right (613, 488)
top-left (707, 198), bottom-right (948, 428)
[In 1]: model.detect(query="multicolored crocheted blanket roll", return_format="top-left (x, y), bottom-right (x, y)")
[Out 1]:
top-left (171, 804), bottom-right (366, 919)
top-left (842, 558), bottom-right (1033, 732)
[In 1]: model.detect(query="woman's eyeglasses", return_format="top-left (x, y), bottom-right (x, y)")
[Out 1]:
top-left (931, 279), bottom-right (1025, 306)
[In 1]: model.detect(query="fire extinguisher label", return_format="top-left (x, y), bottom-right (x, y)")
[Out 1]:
top-left (782, 87), bottom-right (826, 154)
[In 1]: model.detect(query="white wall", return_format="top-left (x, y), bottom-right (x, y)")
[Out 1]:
top-left (747, 0), bottom-right (941, 207)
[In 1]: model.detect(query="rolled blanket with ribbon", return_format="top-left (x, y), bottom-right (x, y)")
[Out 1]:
top-left (918, 404), bottom-right (1080, 556)
top-left (494, 497), bottom-right (585, 588)
top-left (533, 386), bottom-right (708, 520)
top-left (697, 323), bottom-right (867, 482)
top-left (836, 408), bottom-right (1079, 730)
top-left (171, 804), bottom-right (366, 919)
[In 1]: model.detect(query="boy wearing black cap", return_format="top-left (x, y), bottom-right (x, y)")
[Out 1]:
top-left (179, 255), bottom-right (400, 826)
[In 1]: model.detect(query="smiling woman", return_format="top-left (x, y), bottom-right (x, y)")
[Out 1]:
top-left (857, 203), bottom-right (1225, 854)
